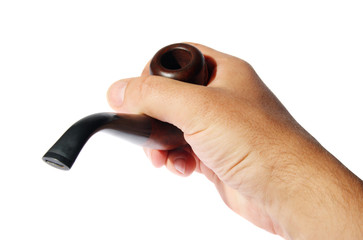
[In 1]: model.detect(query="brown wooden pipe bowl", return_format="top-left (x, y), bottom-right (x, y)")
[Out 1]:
top-left (150, 43), bottom-right (209, 85)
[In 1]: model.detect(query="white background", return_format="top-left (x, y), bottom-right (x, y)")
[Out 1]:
top-left (0, 0), bottom-right (362, 239)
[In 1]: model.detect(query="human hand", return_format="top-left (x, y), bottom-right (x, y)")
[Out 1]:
top-left (107, 43), bottom-right (363, 239)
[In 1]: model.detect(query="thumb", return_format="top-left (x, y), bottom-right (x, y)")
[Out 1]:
top-left (107, 75), bottom-right (214, 136)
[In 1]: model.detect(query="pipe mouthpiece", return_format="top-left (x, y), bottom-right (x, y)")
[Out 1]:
top-left (43, 153), bottom-right (71, 170)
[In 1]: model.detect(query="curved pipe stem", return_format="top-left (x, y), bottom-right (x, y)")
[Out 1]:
top-left (43, 113), bottom-right (186, 170)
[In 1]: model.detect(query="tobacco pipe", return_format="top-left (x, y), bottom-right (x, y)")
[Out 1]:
top-left (42, 43), bottom-right (209, 170)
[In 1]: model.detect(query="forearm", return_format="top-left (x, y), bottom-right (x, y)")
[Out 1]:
top-left (269, 146), bottom-right (363, 239)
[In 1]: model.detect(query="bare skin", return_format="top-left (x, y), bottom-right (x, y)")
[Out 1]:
top-left (107, 43), bottom-right (363, 239)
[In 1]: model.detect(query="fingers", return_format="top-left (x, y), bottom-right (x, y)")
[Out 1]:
top-left (144, 146), bottom-right (218, 180)
top-left (167, 148), bottom-right (196, 176)
top-left (144, 147), bottom-right (196, 177)
top-left (144, 148), bottom-right (167, 168)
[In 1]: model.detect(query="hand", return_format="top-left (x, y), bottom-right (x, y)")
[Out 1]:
top-left (107, 43), bottom-right (363, 239)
